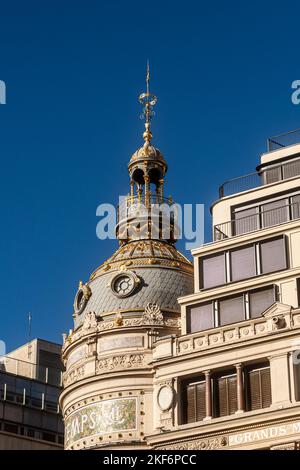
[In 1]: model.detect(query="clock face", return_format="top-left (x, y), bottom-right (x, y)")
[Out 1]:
top-left (111, 271), bottom-right (140, 298)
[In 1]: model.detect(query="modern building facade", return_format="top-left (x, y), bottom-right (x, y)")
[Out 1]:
top-left (0, 339), bottom-right (64, 449)
top-left (60, 72), bottom-right (300, 450)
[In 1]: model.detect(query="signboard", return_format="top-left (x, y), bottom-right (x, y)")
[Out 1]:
top-left (65, 397), bottom-right (137, 447)
top-left (229, 421), bottom-right (300, 446)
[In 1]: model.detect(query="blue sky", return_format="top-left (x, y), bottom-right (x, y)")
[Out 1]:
top-left (1, 0), bottom-right (300, 352)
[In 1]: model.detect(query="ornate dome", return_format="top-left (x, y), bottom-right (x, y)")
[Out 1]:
top-left (73, 240), bottom-right (193, 330)
top-left (129, 143), bottom-right (166, 165)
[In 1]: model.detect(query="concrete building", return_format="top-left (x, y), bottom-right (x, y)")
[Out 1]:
top-left (60, 72), bottom-right (300, 450)
top-left (0, 339), bottom-right (64, 449)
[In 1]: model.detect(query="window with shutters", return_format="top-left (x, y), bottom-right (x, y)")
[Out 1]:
top-left (260, 237), bottom-right (287, 274)
top-left (249, 287), bottom-right (276, 318)
top-left (199, 236), bottom-right (287, 290)
top-left (219, 295), bottom-right (244, 326)
top-left (246, 365), bottom-right (271, 411)
top-left (261, 199), bottom-right (289, 228)
top-left (234, 207), bottom-right (259, 236)
top-left (215, 372), bottom-right (238, 417)
top-left (201, 253), bottom-right (226, 289)
top-left (183, 379), bottom-right (206, 424)
top-left (187, 302), bottom-right (214, 333)
top-left (230, 245), bottom-right (256, 282)
top-left (294, 362), bottom-right (300, 402)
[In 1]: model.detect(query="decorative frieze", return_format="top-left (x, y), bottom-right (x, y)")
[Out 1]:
top-left (158, 436), bottom-right (228, 450)
top-left (63, 365), bottom-right (85, 386)
top-left (96, 354), bottom-right (146, 373)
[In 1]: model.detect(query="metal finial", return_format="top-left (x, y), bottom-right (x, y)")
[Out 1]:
top-left (139, 61), bottom-right (157, 145)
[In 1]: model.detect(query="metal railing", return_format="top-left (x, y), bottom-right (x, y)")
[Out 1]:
top-left (267, 128), bottom-right (300, 152)
top-left (219, 158), bottom-right (300, 198)
top-left (117, 194), bottom-right (174, 220)
top-left (214, 201), bottom-right (300, 240)
top-left (0, 355), bottom-right (63, 387)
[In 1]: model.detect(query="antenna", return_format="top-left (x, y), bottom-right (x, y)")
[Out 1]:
top-left (28, 312), bottom-right (32, 344)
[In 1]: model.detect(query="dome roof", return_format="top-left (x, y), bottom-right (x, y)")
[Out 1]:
top-left (73, 240), bottom-right (193, 330)
top-left (129, 144), bottom-right (165, 165)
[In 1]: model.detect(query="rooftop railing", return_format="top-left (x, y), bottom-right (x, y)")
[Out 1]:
top-left (214, 201), bottom-right (300, 241)
top-left (219, 157), bottom-right (300, 198)
top-left (267, 128), bottom-right (300, 152)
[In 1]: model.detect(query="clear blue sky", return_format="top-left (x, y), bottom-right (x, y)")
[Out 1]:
top-left (1, 0), bottom-right (300, 352)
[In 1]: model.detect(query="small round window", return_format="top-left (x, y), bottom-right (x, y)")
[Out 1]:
top-left (111, 272), bottom-right (139, 298)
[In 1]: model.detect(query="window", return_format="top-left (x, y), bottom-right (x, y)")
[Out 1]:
top-left (261, 199), bottom-right (289, 228)
top-left (219, 296), bottom-right (244, 326)
top-left (230, 245), bottom-right (256, 281)
top-left (282, 159), bottom-right (300, 180)
top-left (215, 372), bottom-right (237, 417)
top-left (201, 253), bottom-right (226, 289)
top-left (200, 237), bottom-right (287, 290)
top-left (234, 207), bottom-right (258, 235)
top-left (246, 365), bottom-right (271, 411)
top-left (187, 303), bottom-right (214, 333)
top-left (260, 237), bottom-right (287, 274)
top-left (264, 167), bottom-right (281, 184)
top-left (183, 379), bottom-right (206, 423)
top-left (3, 422), bottom-right (19, 434)
top-left (187, 285), bottom-right (276, 332)
top-left (249, 287), bottom-right (275, 318)
top-left (231, 192), bottom-right (300, 238)
top-left (292, 195), bottom-right (300, 220)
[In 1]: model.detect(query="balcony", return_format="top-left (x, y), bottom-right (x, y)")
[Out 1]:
top-left (219, 129), bottom-right (300, 198)
top-left (214, 200), bottom-right (300, 241)
top-left (267, 128), bottom-right (300, 152)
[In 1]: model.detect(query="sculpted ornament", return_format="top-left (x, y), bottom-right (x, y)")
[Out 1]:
top-left (73, 281), bottom-right (92, 315)
top-left (83, 311), bottom-right (98, 330)
top-left (159, 437), bottom-right (228, 451)
top-left (143, 303), bottom-right (163, 325)
top-left (96, 354), bottom-right (145, 373)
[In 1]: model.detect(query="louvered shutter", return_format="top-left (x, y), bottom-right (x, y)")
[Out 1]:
top-left (261, 368), bottom-right (272, 408)
top-left (247, 366), bottom-right (271, 410)
top-left (186, 383), bottom-right (196, 423)
top-left (195, 382), bottom-right (206, 421)
top-left (185, 381), bottom-right (206, 423)
top-left (217, 374), bottom-right (237, 417)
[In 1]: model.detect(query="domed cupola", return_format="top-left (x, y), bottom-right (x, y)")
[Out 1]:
top-left (61, 65), bottom-right (193, 451)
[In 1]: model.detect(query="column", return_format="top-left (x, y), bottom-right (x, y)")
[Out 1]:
top-left (130, 180), bottom-right (134, 200)
top-left (235, 363), bottom-right (245, 413)
top-left (159, 178), bottom-right (164, 203)
top-left (144, 174), bottom-right (150, 208)
top-left (204, 370), bottom-right (212, 419)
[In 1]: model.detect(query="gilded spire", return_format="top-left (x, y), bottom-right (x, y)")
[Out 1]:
top-left (139, 61), bottom-right (157, 147)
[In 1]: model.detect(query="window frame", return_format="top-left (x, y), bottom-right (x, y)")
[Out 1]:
top-left (199, 235), bottom-right (287, 290)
